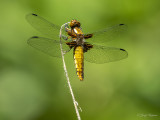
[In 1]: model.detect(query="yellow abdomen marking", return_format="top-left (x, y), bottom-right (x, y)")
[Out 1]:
top-left (74, 46), bottom-right (84, 81)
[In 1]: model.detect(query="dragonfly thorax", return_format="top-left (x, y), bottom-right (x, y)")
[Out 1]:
top-left (75, 37), bottom-right (85, 46)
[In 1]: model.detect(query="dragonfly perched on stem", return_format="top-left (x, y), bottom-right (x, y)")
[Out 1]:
top-left (26, 13), bottom-right (128, 81)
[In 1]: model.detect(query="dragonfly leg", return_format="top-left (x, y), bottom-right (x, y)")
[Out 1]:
top-left (65, 24), bottom-right (70, 32)
top-left (63, 49), bottom-right (72, 55)
top-left (61, 35), bottom-right (68, 40)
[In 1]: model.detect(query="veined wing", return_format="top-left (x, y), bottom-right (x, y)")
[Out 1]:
top-left (86, 24), bottom-right (127, 45)
top-left (84, 45), bottom-right (128, 64)
top-left (27, 36), bottom-right (70, 57)
top-left (26, 13), bottom-right (61, 40)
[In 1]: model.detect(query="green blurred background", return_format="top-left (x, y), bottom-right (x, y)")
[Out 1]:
top-left (0, 0), bottom-right (160, 120)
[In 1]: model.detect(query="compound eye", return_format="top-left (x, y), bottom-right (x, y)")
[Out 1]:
top-left (70, 20), bottom-right (80, 28)
top-left (69, 20), bottom-right (75, 27)
top-left (76, 22), bottom-right (80, 27)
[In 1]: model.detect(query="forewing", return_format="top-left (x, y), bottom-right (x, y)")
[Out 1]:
top-left (86, 24), bottom-right (127, 45)
top-left (27, 36), bottom-right (70, 57)
top-left (26, 13), bottom-right (61, 40)
top-left (84, 45), bottom-right (128, 64)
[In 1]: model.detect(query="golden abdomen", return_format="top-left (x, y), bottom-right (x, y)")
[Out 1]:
top-left (74, 46), bottom-right (84, 81)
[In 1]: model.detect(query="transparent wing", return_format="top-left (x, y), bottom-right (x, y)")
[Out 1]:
top-left (86, 24), bottom-right (127, 45)
top-left (26, 13), bottom-right (61, 40)
top-left (84, 45), bottom-right (128, 64)
top-left (27, 36), bottom-right (71, 57)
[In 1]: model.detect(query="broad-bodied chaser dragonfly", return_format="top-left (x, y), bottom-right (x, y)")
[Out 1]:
top-left (26, 13), bottom-right (128, 81)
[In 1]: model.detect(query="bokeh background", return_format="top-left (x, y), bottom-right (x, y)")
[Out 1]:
top-left (0, 0), bottom-right (160, 120)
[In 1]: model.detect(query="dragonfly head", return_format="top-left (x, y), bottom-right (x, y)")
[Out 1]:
top-left (70, 19), bottom-right (81, 28)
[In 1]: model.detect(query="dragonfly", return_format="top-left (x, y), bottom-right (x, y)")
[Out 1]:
top-left (26, 13), bottom-right (128, 81)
